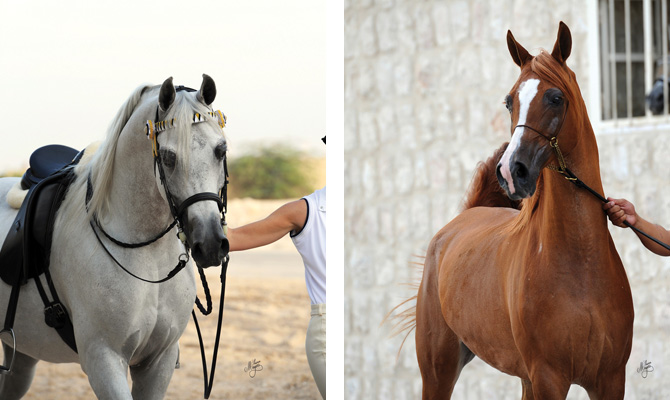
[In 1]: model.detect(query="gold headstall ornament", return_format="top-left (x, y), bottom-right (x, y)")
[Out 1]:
top-left (144, 111), bottom-right (227, 157)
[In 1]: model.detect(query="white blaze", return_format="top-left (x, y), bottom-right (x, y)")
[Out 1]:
top-left (499, 78), bottom-right (540, 194)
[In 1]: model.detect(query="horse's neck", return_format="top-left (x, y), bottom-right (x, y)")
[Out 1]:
top-left (531, 135), bottom-right (611, 258)
top-left (103, 133), bottom-right (174, 241)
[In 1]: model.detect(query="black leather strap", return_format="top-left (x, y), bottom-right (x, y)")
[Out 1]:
top-left (33, 271), bottom-right (77, 352)
top-left (192, 257), bottom-right (229, 399)
top-left (3, 271), bottom-right (22, 332)
top-left (89, 219), bottom-right (189, 284)
top-left (176, 193), bottom-right (223, 219)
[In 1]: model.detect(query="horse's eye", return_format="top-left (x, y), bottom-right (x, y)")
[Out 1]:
top-left (504, 94), bottom-right (513, 114)
top-left (160, 149), bottom-right (177, 169)
top-left (214, 143), bottom-right (227, 161)
top-left (545, 89), bottom-right (564, 107)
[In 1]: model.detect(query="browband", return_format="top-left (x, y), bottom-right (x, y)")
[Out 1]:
top-left (145, 110), bottom-right (226, 156)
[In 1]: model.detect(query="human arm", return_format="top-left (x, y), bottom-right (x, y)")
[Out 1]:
top-left (603, 197), bottom-right (670, 256)
top-left (227, 199), bottom-right (307, 251)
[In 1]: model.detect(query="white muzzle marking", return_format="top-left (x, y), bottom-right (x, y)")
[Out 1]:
top-left (499, 78), bottom-right (540, 195)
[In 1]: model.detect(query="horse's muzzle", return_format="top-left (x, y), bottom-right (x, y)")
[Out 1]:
top-left (188, 217), bottom-right (229, 268)
top-left (496, 160), bottom-right (537, 201)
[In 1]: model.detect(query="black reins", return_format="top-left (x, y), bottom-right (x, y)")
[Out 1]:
top-left (552, 166), bottom-right (670, 252)
top-left (192, 263), bottom-right (228, 399)
top-left (516, 101), bottom-right (670, 252)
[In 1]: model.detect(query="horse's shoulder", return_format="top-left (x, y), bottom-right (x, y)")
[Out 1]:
top-left (432, 206), bottom-right (517, 237)
top-left (429, 206), bottom-right (517, 259)
top-left (451, 206), bottom-right (519, 231)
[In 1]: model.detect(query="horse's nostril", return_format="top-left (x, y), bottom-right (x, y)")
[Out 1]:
top-left (191, 242), bottom-right (203, 258)
top-left (496, 163), bottom-right (504, 182)
top-left (514, 162), bottom-right (529, 181)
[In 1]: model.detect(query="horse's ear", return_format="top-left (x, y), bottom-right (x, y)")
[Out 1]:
top-left (507, 30), bottom-right (532, 67)
top-left (159, 77), bottom-right (176, 112)
top-left (197, 74), bottom-right (217, 106)
top-left (551, 21), bottom-right (572, 64)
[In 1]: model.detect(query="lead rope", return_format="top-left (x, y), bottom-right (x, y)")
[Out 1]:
top-left (546, 137), bottom-right (670, 252)
top-left (191, 153), bottom-right (230, 399)
top-left (192, 256), bottom-right (228, 399)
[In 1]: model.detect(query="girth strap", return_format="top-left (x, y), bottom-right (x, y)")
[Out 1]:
top-left (0, 270), bottom-right (21, 374)
top-left (33, 270), bottom-right (77, 352)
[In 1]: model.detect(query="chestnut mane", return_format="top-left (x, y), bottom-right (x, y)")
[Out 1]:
top-left (462, 142), bottom-right (522, 211)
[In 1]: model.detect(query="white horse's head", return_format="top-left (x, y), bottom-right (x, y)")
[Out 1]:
top-left (151, 75), bottom-right (229, 268)
top-left (81, 74), bottom-right (229, 269)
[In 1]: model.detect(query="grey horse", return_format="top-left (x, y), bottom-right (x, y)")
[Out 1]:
top-left (0, 74), bottom-right (228, 399)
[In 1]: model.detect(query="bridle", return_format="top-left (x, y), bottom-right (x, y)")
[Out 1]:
top-left (512, 98), bottom-right (572, 177)
top-left (511, 97), bottom-right (670, 251)
top-left (88, 85), bottom-right (229, 283)
top-left (146, 85), bottom-right (228, 251)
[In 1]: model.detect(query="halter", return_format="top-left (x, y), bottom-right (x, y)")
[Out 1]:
top-left (511, 99), bottom-right (670, 252)
top-left (512, 98), bottom-right (572, 178)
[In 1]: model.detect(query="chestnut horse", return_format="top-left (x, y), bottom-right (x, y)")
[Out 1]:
top-left (412, 22), bottom-right (633, 399)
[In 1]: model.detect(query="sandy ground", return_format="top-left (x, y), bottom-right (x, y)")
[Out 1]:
top-left (19, 199), bottom-right (322, 399)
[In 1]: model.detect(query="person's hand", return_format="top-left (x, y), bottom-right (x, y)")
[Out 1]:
top-left (603, 197), bottom-right (637, 228)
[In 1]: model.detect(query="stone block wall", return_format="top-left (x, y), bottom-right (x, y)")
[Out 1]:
top-left (344, 0), bottom-right (670, 398)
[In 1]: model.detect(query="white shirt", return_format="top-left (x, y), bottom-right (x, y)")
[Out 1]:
top-left (291, 186), bottom-right (326, 304)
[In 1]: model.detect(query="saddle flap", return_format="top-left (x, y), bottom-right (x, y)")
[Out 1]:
top-left (0, 155), bottom-right (78, 286)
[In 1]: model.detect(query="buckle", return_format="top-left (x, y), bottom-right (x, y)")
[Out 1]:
top-left (44, 302), bottom-right (68, 329)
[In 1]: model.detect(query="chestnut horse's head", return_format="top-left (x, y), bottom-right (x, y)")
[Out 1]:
top-left (496, 22), bottom-right (580, 200)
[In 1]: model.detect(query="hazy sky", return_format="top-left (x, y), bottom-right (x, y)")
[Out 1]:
top-left (0, 0), bottom-right (326, 172)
